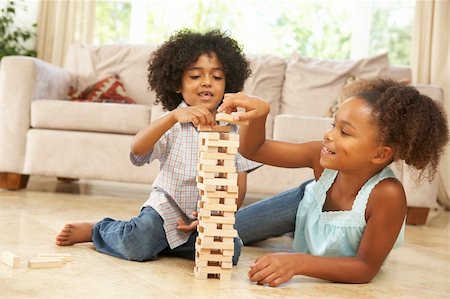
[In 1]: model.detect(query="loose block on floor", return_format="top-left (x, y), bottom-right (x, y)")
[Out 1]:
top-left (28, 257), bottom-right (65, 269)
top-left (1, 251), bottom-right (20, 268)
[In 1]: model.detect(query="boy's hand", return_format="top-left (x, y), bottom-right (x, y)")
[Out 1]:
top-left (218, 92), bottom-right (270, 122)
top-left (176, 211), bottom-right (199, 233)
top-left (248, 252), bottom-right (297, 287)
top-left (172, 106), bottom-right (216, 127)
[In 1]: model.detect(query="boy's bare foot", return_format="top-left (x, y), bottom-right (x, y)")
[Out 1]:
top-left (55, 222), bottom-right (96, 246)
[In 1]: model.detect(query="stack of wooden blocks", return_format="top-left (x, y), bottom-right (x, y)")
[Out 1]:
top-left (194, 118), bottom-right (241, 280)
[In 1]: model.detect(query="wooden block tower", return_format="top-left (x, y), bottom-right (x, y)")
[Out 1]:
top-left (194, 114), bottom-right (247, 280)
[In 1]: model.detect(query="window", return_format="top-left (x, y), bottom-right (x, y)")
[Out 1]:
top-left (94, 0), bottom-right (415, 65)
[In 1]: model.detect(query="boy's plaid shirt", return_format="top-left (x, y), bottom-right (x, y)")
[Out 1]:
top-left (130, 118), bottom-right (261, 249)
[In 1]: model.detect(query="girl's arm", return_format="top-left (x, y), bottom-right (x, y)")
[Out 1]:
top-left (131, 105), bottom-right (216, 155)
top-left (248, 178), bottom-right (407, 286)
top-left (219, 93), bottom-right (323, 173)
top-left (236, 171), bottom-right (247, 210)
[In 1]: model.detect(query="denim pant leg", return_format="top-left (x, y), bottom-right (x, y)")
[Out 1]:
top-left (92, 207), bottom-right (169, 261)
top-left (235, 179), bottom-right (313, 245)
top-left (163, 231), bottom-right (243, 265)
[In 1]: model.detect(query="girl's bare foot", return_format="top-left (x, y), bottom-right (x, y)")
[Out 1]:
top-left (55, 222), bottom-right (96, 246)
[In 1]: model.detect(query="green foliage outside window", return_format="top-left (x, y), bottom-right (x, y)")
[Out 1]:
top-left (0, 0), bottom-right (36, 61)
top-left (94, 0), bottom-right (413, 65)
top-left (95, 1), bottom-right (131, 44)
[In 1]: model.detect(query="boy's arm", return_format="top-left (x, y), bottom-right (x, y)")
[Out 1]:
top-left (132, 105), bottom-right (216, 155)
top-left (131, 112), bottom-right (177, 155)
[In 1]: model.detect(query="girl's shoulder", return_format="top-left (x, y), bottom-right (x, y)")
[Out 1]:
top-left (365, 176), bottom-right (406, 221)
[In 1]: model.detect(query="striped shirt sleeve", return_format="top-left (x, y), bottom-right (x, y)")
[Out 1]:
top-left (130, 130), bottom-right (169, 166)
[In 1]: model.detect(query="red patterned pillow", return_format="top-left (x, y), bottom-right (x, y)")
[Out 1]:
top-left (68, 75), bottom-right (136, 104)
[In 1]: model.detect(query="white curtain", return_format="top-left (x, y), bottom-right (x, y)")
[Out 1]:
top-left (411, 0), bottom-right (450, 208)
top-left (36, 0), bottom-right (96, 67)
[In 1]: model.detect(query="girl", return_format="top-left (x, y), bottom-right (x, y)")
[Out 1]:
top-left (56, 29), bottom-right (260, 264)
top-left (219, 79), bottom-right (449, 286)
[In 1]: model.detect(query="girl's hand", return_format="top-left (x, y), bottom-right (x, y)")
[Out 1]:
top-left (218, 92), bottom-right (270, 122)
top-left (248, 252), bottom-right (298, 287)
top-left (171, 106), bottom-right (216, 127)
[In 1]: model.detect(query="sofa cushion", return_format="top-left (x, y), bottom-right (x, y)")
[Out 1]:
top-left (31, 100), bottom-right (150, 134)
top-left (243, 54), bottom-right (287, 138)
top-left (280, 53), bottom-right (390, 117)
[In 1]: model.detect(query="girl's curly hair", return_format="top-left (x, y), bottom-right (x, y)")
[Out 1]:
top-left (343, 78), bottom-right (449, 182)
top-left (148, 29), bottom-right (251, 111)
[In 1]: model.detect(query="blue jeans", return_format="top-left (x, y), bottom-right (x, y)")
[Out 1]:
top-left (235, 180), bottom-right (312, 245)
top-left (92, 207), bottom-right (242, 264)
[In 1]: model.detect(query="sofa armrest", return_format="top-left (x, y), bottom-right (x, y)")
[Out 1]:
top-left (273, 114), bottom-right (333, 142)
top-left (0, 56), bottom-right (71, 173)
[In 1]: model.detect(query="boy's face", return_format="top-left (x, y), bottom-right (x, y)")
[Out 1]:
top-left (179, 52), bottom-right (226, 113)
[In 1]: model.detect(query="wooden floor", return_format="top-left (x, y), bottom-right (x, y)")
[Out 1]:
top-left (0, 176), bottom-right (449, 299)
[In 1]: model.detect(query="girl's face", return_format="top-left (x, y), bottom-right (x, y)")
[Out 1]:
top-left (320, 97), bottom-right (383, 171)
top-left (179, 52), bottom-right (226, 113)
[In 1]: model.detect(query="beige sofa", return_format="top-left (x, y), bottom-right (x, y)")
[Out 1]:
top-left (0, 44), bottom-right (444, 220)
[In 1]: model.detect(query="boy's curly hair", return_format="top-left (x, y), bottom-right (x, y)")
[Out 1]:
top-left (342, 78), bottom-right (449, 182)
top-left (148, 29), bottom-right (252, 111)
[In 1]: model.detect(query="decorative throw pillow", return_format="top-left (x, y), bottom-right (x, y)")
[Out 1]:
top-left (67, 75), bottom-right (136, 104)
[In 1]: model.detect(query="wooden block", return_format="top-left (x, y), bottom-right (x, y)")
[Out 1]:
top-left (202, 178), bottom-right (237, 186)
top-left (199, 164), bottom-right (236, 173)
top-left (199, 145), bottom-right (219, 153)
top-left (216, 112), bottom-right (249, 125)
top-left (222, 249), bottom-right (234, 256)
top-left (198, 158), bottom-right (219, 166)
top-left (38, 253), bottom-right (72, 262)
top-left (195, 266), bottom-right (232, 280)
top-left (195, 265), bottom-right (225, 274)
top-left (196, 250), bottom-right (233, 262)
top-left (196, 237), bottom-right (234, 250)
top-left (1, 251), bottom-right (20, 268)
top-left (199, 215), bottom-right (235, 224)
top-left (221, 160), bottom-right (235, 167)
top-left (197, 171), bottom-right (216, 179)
top-left (198, 125), bottom-right (231, 133)
top-left (198, 226), bottom-right (237, 238)
top-left (220, 237), bottom-right (235, 244)
top-left (217, 173), bottom-right (238, 181)
top-left (200, 197), bottom-right (235, 205)
top-left (28, 258), bottom-right (65, 269)
top-left (200, 197), bottom-right (221, 204)
top-left (197, 183), bottom-right (238, 194)
top-left (221, 261), bottom-right (233, 269)
top-left (220, 133), bottom-right (239, 141)
top-left (221, 224), bottom-right (234, 230)
top-left (200, 152), bottom-right (234, 160)
top-left (204, 139), bottom-right (239, 148)
top-left (198, 132), bottom-right (220, 140)
top-left (200, 190), bottom-right (238, 198)
top-left (222, 146), bottom-right (238, 154)
top-left (199, 201), bottom-right (237, 212)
